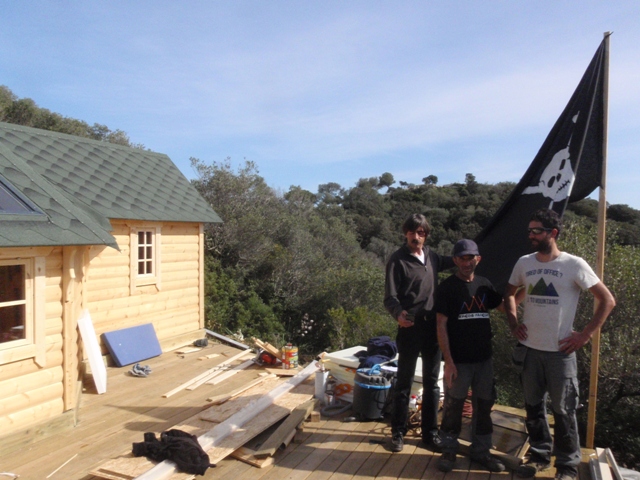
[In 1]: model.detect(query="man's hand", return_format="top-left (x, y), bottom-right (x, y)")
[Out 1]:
top-left (443, 361), bottom-right (457, 389)
top-left (397, 311), bottom-right (414, 328)
top-left (559, 330), bottom-right (590, 354)
top-left (510, 322), bottom-right (528, 342)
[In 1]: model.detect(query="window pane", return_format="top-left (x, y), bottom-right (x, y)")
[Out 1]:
top-left (146, 261), bottom-right (153, 274)
top-left (139, 246), bottom-right (145, 260)
top-left (0, 265), bottom-right (25, 303)
top-left (138, 231), bottom-right (145, 244)
top-left (146, 246), bottom-right (152, 259)
top-left (146, 232), bottom-right (152, 244)
top-left (0, 304), bottom-right (26, 343)
top-left (138, 262), bottom-right (145, 275)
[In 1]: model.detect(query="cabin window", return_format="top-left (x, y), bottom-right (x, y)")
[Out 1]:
top-left (138, 231), bottom-right (154, 276)
top-left (130, 226), bottom-right (161, 292)
top-left (0, 263), bottom-right (28, 344)
top-left (0, 257), bottom-right (44, 366)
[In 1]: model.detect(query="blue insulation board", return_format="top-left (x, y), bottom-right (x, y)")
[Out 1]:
top-left (102, 323), bottom-right (162, 367)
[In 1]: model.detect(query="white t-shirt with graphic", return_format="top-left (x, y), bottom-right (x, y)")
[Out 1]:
top-left (508, 252), bottom-right (600, 352)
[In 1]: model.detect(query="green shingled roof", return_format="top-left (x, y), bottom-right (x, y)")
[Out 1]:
top-left (0, 122), bottom-right (222, 248)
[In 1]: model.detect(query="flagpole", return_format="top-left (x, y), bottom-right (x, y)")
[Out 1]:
top-left (586, 31), bottom-right (611, 449)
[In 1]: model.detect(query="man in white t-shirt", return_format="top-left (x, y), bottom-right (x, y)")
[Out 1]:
top-left (504, 209), bottom-right (615, 480)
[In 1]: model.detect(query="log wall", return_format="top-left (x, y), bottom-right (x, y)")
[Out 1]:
top-left (86, 220), bottom-right (204, 354)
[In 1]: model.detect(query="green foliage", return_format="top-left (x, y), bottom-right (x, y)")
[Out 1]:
top-left (0, 85), bottom-right (144, 148)
top-left (203, 256), bottom-right (284, 342)
top-left (192, 158), bottom-right (387, 354)
top-left (327, 306), bottom-right (394, 351)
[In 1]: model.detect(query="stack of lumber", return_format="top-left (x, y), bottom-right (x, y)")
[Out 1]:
top-left (89, 341), bottom-right (318, 480)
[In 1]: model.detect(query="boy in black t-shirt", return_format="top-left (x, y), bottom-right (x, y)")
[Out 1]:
top-left (434, 239), bottom-right (505, 473)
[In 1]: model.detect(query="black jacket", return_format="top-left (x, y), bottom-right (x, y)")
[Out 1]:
top-left (384, 244), bottom-right (453, 321)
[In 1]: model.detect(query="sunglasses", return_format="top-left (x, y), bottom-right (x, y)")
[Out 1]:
top-left (408, 230), bottom-right (427, 237)
top-left (527, 227), bottom-right (553, 235)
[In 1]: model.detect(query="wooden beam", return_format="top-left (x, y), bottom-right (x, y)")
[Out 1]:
top-left (253, 398), bottom-right (316, 458)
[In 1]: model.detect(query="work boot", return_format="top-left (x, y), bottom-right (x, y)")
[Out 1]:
top-left (471, 453), bottom-right (506, 472)
top-left (421, 429), bottom-right (443, 452)
top-left (554, 467), bottom-right (577, 480)
top-left (437, 452), bottom-right (457, 472)
top-left (390, 432), bottom-right (404, 452)
top-left (517, 454), bottom-right (551, 477)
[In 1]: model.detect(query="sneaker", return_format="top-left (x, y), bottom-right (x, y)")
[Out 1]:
top-left (437, 452), bottom-right (457, 472)
top-left (471, 454), bottom-right (506, 473)
top-left (554, 468), bottom-right (577, 480)
top-left (390, 432), bottom-right (404, 452)
top-left (421, 429), bottom-right (443, 452)
top-left (517, 455), bottom-right (551, 477)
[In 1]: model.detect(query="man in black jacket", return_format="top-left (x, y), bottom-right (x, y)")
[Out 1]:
top-left (384, 213), bottom-right (454, 452)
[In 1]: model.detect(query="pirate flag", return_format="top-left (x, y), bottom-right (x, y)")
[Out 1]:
top-left (475, 39), bottom-right (607, 293)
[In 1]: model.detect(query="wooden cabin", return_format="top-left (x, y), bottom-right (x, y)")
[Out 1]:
top-left (0, 122), bottom-right (221, 440)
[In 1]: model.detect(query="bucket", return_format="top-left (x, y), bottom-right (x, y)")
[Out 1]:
top-left (352, 365), bottom-right (390, 420)
top-left (282, 344), bottom-right (299, 369)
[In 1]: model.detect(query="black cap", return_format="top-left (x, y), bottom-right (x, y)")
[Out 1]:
top-left (453, 239), bottom-right (479, 257)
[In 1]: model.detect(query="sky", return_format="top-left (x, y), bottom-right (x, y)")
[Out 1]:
top-left (1, 1), bottom-right (639, 207)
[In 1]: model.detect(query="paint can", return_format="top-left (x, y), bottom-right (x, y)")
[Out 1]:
top-left (282, 343), bottom-right (299, 369)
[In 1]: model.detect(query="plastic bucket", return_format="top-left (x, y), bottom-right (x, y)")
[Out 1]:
top-left (352, 365), bottom-right (390, 420)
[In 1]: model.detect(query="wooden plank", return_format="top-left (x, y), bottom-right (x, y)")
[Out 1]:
top-left (202, 359), bottom-right (255, 387)
top-left (254, 398), bottom-right (316, 458)
top-left (206, 374), bottom-right (275, 405)
top-left (265, 367), bottom-right (301, 376)
top-left (162, 349), bottom-right (251, 397)
top-left (198, 353), bottom-right (220, 360)
top-left (174, 347), bottom-right (201, 355)
top-left (229, 446), bottom-right (275, 468)
top-left (596, 447), bottom-right (615, 480)
top-left (491, 409), bottom-right (527, 433)
top-left (199, 376), bottom-right (284, 423)
top-left (252, 337), bottom-right (283, 360)
top-left (187, 359), bottom-right (254, 390)
top-left (89, 454), bottom-right (193, 480)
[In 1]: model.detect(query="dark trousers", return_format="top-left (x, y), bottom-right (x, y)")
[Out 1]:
top-left (391, 318), bottom-right (442, 437)
top-left (521, 348), bottom-right (581, 474)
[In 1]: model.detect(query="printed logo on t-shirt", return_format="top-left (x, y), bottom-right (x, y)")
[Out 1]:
top-left (526, 278), bottom-right (560, 305)
top-left (457, 294), bottom-right (491, 320)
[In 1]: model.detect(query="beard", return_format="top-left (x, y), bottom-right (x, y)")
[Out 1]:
top-left (531, 237), bottom-right (552, 254)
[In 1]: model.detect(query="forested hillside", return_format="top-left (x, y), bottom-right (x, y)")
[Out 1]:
top-left (3, 89), bottom-right (638, 468)
top-left (0, 86), bottom-right (143, 148)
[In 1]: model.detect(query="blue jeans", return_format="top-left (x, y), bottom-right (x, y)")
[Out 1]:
top-left (440, 359), bottom-right (495, 457)
top-left (392, 317), bottom-right (442, 437)
top-left (521, 347), bottom-right (581, 475)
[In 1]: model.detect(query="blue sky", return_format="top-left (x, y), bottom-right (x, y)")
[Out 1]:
top-left (2, 1), bottom-right (639, 207)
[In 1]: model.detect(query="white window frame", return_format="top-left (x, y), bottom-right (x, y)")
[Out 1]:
top-left (0, 256), bottom-right (46, 366)
top-left (130, 226), bottom-right (162, 294)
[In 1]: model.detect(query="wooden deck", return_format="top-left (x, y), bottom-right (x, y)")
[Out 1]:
top-left (0, 342), bottom-right (593, 479)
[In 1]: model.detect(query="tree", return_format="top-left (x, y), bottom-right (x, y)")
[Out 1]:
top-left (0, 85), bottom-right (143, 148)
top-left (378, 172), bottom-right (395, 189)
top-left (422, 175), bottom-right (438, 186)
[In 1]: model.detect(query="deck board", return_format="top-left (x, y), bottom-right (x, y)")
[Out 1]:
top-left (0, 343), bottom-right (596, 480)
